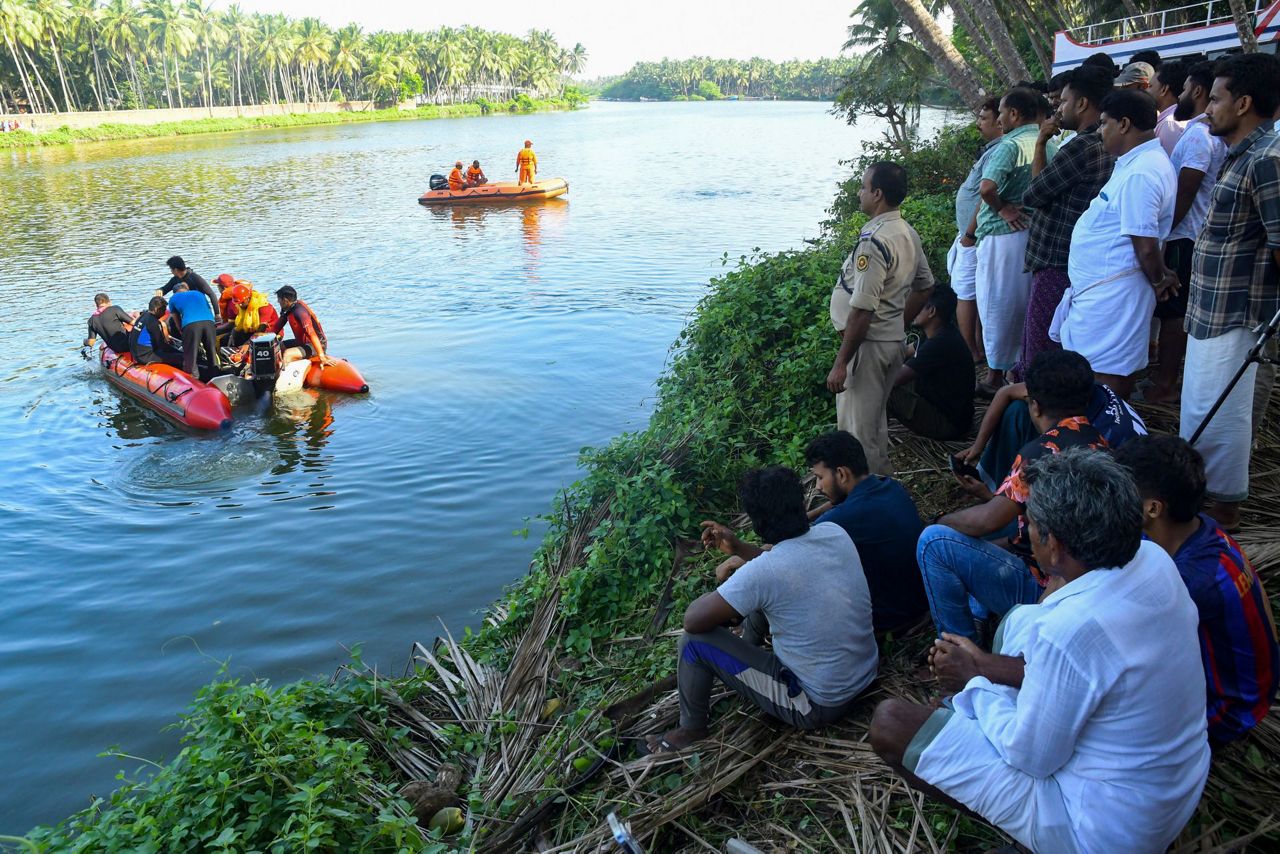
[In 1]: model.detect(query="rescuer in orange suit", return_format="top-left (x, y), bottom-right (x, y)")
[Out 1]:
top-left (466, 160), bottom-right (487, 186)
top-left (448, 161), bottom-right (467, 191)
top-left (515, 140), bottom-right (537, 185)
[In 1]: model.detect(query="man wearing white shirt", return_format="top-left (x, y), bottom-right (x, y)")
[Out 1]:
top-left (1148, 61), bottom-right (1229, 403)
top-left (1054, 89), bottom-right (1178, 398)
top-left (870, 449), bottom-right (1210, 853)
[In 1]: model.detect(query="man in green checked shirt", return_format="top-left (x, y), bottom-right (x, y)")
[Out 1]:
top-left (975, 88), bottom-right (1057, 396)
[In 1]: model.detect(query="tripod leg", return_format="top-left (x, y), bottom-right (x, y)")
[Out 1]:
top-left (1188, 358), bottom-right (1254, 446)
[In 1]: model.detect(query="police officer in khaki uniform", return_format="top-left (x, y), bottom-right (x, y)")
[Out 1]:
top-left (827, 162), bottom-right (935, 475)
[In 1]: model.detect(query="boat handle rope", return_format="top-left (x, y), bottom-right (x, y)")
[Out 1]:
top-left (148, 376), bottom-right (174, 396)
top-left (166, 387), bottom-right (191, 403)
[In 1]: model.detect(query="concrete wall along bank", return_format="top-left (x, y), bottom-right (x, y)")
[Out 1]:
top-left (0, 101), bottom-right (377, 133)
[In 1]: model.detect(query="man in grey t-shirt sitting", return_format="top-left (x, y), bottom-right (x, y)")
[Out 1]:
top-left (645, 466), bottom-right (879, 755)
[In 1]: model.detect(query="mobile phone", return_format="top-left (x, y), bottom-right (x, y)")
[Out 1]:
top-left (949, 454), bottom-right (982, 481)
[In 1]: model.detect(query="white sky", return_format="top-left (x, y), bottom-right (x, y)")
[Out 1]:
top-left (221, 0), bottom-right (856, 77)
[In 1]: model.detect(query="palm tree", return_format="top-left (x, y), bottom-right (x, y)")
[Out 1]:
top-left (68, 0), bottom-right (106, 109)
top-left (1, 0), bottom-right (41, 110)
top-left (31, 0), bottom-right (78, 110)
top-left (100, 0), bottom-right (146, 106)
top-left (293, 17), bottom-right (331, 102)
top-left (564, 42), bottom-right (586, 77)
top-left (220, 3), bottom-right (252, 106)
top-left (330, 22), bottom-right (361, 101)
top-left (144, 0), bottom-right (192, 107)
top-left (183, 0), bottom-right (222, 108)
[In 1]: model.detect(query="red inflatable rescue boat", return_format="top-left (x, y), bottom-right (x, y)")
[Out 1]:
top-left (305, 357), bottom-right (369, 394)
top-left (99, 347), bottom-right (232, 431)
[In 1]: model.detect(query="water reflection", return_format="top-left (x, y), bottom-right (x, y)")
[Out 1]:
top-left (268, 390), bottom-right (335, 476)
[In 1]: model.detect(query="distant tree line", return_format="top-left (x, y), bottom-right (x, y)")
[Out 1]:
top-left (599, 57), bottom-right (856, 101)
top-left (0, 0), bottom-right (588, 114)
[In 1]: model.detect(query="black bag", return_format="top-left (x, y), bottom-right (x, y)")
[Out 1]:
top-left (429, 173), bottom-right (447, 191)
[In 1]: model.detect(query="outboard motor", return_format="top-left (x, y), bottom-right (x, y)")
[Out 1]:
top-left (246, 332), bottom-right (282, 398)
top-left (429, 173), bottom-right (448, 191)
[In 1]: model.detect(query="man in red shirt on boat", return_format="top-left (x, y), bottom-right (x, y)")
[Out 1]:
top-left (466, 160), bottom-right (487, 186)
top-left (516, 140), bottom-right (537, 185)
top-left (271, 286), bottom-right (335, 367)
top-left (448, 161), bottom-right (467, 191)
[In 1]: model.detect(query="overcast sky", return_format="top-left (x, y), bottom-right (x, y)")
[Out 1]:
top-left (223, 0), bottom-right (856, 77)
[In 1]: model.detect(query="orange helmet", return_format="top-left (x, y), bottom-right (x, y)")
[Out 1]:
top-left (213, 273), bottom-right (235, 288)
top-left (229, 283), bottom-right (250, 303)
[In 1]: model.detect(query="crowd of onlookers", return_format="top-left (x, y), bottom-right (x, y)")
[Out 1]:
top-left (0, 119), bottom-right (26, 132)
top-left (642, 48), bottom-right (1280, 852)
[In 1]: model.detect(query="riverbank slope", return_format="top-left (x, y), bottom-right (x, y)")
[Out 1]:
top-left (0, 96), bottom-right (582, 150)
top-left (24, 127), bottom-right (1280, 852)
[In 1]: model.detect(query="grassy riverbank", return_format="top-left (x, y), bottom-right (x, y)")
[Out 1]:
top-left (0, 95), bottom-right (582, 150)
top-left (22, 127), bottom-right (1280, 852)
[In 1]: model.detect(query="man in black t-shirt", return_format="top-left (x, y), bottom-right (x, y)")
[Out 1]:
top-left (157, 255), bottom-right (221, 322)
top-left (83, 293), bottom-right (134, 354)
top-left (129, 297), bottom-right (183, 367)
top-left (888, 285), bottom-right (975, 439)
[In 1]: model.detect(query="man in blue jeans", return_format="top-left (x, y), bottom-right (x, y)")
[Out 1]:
top-left (917, 350), bottom-right (1107, 642)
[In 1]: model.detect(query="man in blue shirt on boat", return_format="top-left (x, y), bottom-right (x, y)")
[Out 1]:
top-left (169, 282), bottom-right (220, 377)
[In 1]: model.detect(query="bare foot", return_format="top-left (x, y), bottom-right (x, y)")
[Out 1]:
top-left (1141, 383), bottom-right (1180, 404)
top-left (645, 726), bottom-right (708, 755)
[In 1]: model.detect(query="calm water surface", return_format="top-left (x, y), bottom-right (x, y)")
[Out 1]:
top-left (0, 101), bottom-right (947, 830)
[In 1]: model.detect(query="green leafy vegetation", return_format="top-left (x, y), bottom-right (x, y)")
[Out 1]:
top-left (0, 96), bottom-right (579, 149)
top-left (25, 663), bottom-right (432, 852)
top-left (599, 57), bottom-right (855, 101)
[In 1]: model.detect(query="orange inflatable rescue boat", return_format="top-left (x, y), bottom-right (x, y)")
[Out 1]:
top-left (99, 347), bottom-right (232, 431)
top-left (418, 178), bottom-right (568, 205)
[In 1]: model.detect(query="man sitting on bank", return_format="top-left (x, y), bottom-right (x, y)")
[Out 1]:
top-left (128, 296), bottom-right (182, 368)
top-left (270, 286), bottom-right (335, 367)
top-left (645, 466), bottom-right (877, 754)
top-left (917, 350), bottom-right (1107, 642)
top-left (1115, 436), bottom-right (1279, 745)
top-left (871, 449), bottom-right (1211, 852)
top-left (887, 285), bottom-right (975, 441)
top-left (805, 431), bottom-right (929, 634)
top-left (955, 355), bottom-right (1145, 491)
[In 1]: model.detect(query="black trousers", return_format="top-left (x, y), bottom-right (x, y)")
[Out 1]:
top-left (134, 346), bottom-right (183, 368)
top-left (181, 320), bottom-right (219, 376)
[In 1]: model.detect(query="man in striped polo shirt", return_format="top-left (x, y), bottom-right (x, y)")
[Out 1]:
top-left (1116, 436), bottom-right (1279, 744)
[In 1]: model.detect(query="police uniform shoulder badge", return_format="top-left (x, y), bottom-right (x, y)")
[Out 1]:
top-left (856, 254), bottom-right (869, 272)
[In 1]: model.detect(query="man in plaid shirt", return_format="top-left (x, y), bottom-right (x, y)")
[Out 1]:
top-left (1179, 53), bottom-right (1280, 531)
top-left (1015, 66), bottom-right (1116, 381)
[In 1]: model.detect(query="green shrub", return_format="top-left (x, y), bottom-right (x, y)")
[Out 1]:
top-left (25, 668), bottom-right (428, 852)
top-left (828, 121), bottom-right (979, 226)
top-left (696, 80), bottom-right (723, 100)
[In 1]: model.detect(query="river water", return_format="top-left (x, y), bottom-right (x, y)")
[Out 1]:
top-left (0, 101), bottom-right (947, 831)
